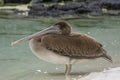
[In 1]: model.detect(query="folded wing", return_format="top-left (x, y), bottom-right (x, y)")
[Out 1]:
top-left (41, 33), bottom-right (107, 59)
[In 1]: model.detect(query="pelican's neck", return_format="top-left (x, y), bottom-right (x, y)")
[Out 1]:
top-left (29, 39), bottom-right (41, 52)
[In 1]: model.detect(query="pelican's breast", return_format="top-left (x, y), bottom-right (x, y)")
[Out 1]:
top-left (29, 39), bottom-right (70, 64)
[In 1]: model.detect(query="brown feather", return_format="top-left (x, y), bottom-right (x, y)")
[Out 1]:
top-left (40, 33), bottom-right (107, 59)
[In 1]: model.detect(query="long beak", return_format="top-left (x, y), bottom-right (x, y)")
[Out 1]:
top-left (11, 25), bottom-right (60, 46)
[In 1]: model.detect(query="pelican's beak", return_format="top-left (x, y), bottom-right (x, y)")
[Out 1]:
top-left (11, 25), bottom-right (61, 46)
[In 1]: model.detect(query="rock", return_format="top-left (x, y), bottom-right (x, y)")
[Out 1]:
top-left (28, 3), bottom-right (46, 10)
top-left (88, 0), bottom-right (102, 13)
top-left (4, 0), bottom-right (31, 4)
top-left (28, 2), bottom-right (93, 17)
top-left (28, 0), bottom-right (120, 17)
top-left (100, 0), bottom-right (120, 10)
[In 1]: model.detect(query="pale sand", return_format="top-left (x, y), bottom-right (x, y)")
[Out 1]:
top-left (0, 5), bottom-right (29, 11)
top-left (78, 67), bottom-right (120, 80)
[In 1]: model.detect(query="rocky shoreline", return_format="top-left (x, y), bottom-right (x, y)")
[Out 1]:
top-left (0, 5), bottom-right (29, 17)
top-left (28, 0), bottom-right (120, 17)
top-left (0, 0), bottom-right (120, 18)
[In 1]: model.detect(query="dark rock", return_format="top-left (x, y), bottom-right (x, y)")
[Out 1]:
top-left (100, 0), bottom-right (120, 10)
top-left (30, 0), bottom-right (73, 4)
top-left (28, 0), bottom-right (120, 17)
top-left (47, 4), bottom-right (60, 10)
top-left (28, 2), bottom-right (98, 17)
top-left (4, 0), bottom-right (31, 4)
top-left (75, 7), bottom-right (91, 14)
top-left (88, 0), bottom-right (102, 13)
top-left (28, 3), bottom-right (46, 10)
top-left (30, 0), bottom-right (43, 4)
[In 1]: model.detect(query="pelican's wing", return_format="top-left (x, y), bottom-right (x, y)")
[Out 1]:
top-left (41, 33), bottom-right (105, 59)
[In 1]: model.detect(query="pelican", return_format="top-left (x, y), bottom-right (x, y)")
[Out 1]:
top-left (11, 21), bottom-right (112, 75)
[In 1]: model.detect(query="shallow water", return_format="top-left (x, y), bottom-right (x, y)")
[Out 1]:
top-left (0, 16), bottom-right (120, 80)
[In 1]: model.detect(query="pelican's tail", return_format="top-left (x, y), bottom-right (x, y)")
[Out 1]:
top-left (102, 49), bottom-right (113, 63)
top-left (103, 54), bottom-right (113, 63)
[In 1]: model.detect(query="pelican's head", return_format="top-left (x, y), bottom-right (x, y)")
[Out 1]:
top-left (11, 21), bottom-right (71, 46)
top-left (54, 21), bottom-right (71, 35)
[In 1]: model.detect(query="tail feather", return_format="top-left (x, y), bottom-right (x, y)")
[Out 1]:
top-left (102, 49), bottom-right (113, 63)
top-left (103, 54), bottom-right (113, 63)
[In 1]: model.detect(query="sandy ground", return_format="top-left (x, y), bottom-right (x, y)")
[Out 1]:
top-left (78, 67), bottom-right (120, 80)
top-left (0, 5), bottom-right (29, 11)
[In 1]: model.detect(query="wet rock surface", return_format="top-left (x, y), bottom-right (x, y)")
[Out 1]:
top-left (28, 3), bottom-right (91, 17)
top-left (4, 0), bottom-right (31, 4)
top-left (28, 0), bottom-right (120, 17)
top-left (100, 0), bottom-right (120, 10)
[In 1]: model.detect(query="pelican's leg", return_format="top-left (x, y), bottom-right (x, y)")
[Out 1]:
top-left (65, 64), bottom-right (72, 75)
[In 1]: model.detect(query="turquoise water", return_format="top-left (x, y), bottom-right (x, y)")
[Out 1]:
top-left (0, 16), bottom-right (120, 80)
